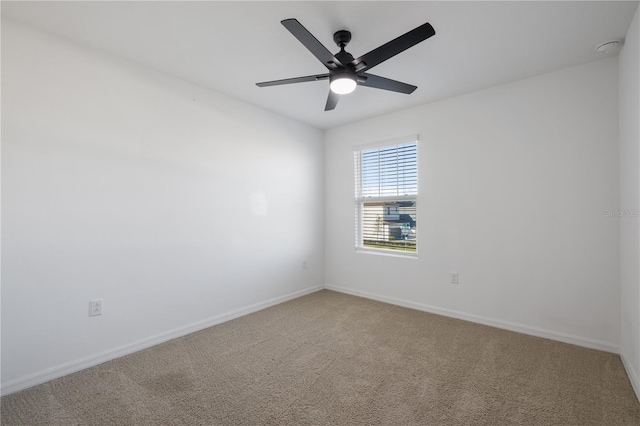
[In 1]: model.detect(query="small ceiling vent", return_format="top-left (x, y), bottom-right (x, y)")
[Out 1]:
top-left (595, 39), bottom-right (623, 53)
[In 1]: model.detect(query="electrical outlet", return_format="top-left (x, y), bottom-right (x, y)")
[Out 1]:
top-left (450, 272), bottom-right (459, 284)
top-left (302, 261), bottom-right (309, 270)
top-left (89, 299), bottom-right (103, 317)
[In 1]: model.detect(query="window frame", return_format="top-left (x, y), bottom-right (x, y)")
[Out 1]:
top-left (354, 135), bottom-right (419, 258)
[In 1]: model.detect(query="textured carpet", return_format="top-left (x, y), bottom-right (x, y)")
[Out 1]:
top-left (2, 290), bottom-right (639, 425)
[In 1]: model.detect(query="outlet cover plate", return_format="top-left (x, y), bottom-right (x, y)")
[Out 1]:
top-left (89, 299), bottom-right (103, 317)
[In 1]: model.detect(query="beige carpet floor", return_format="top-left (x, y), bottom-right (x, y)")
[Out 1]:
top-left (2, 290), bottom-right (639, 425)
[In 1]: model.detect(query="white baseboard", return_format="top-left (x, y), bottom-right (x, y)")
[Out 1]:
top-left (621, 349), bottom-right (640, 403)
top-left (0, 285), bottom-right (323, 396)
top-left (324, 284), bottom-right (619, 354)
top-left (2, 283), bottom-right (625, 397)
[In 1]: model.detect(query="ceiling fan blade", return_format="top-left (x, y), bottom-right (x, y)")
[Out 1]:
top-left (256, 74), bottom-right (330, 87)
top-left (358, 73), bottom-right (417, 94)
top-left (325, 90), bottom-right (339, 111)
top-left (354, 22), bottom-right (435, 72)
top-left (281, 19), bottom-right (343, 69)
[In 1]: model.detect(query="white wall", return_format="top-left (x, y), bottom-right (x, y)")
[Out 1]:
top-left (1, 19), bottom-right (325, 393)
top-left (325, 57), bottom-right (620, 352)
top-left (620, 5), bottom-right (640, 399)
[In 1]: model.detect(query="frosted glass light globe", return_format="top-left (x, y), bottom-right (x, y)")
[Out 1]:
top-left (330, 75), bottom-right (356, 94)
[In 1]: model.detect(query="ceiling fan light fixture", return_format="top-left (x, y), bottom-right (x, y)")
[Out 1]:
top-left (330, 72), bottom-right (357, 94)
top-left (256, 19), bottom-right (436, 110)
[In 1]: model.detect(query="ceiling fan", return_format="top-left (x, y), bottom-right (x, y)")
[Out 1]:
top-left (256, 19), bottom-right (436, 111)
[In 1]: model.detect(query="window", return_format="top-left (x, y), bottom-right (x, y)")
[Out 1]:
top-left (354, 136), bottom-right (418, 255)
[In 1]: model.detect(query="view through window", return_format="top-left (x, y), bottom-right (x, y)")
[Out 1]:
top-left (354, 138), bottom-right (417, 254)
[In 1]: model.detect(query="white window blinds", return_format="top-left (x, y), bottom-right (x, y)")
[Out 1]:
top-left (354, 139), bottom-right (418, 255)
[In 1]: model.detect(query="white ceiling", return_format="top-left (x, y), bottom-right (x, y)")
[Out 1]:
top-left (2, 1), bottom-right (638, 130)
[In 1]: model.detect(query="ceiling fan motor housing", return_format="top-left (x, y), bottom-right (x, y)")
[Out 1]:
top-left (331, 30), bottom-right (358, 71)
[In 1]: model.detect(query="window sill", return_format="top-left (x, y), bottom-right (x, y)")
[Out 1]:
top-left (356, 247), bottom-right (418, 259)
